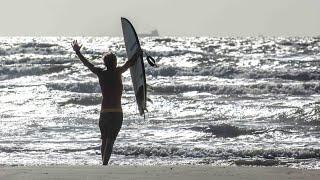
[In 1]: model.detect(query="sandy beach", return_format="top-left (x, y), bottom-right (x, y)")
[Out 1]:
top-left (0, 166), bottom-right (319, 180)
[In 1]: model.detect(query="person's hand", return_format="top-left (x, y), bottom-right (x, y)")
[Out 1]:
top-left (137, 48), bottom-right (143, 57)
top-left (133, 48), bottom-right (143, 59)
top-left (71, 40), bottom-right (82, 53)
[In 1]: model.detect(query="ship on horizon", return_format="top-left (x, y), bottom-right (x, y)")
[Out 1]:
top-left (138, 30), bottom-right (159, 37)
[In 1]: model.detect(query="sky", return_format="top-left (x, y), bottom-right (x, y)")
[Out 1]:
top-left (0, 0), bottom-right (319, 36)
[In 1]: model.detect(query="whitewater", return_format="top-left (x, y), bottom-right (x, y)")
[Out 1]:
top-left (0, 36), bottom-right (320, 168)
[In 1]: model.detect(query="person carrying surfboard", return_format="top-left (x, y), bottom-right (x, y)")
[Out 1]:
top-left (71, 40), bottom-right (142, 165)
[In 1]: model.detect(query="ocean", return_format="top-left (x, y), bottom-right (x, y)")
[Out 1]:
top-left (0, 36), bottom-right (320, 168)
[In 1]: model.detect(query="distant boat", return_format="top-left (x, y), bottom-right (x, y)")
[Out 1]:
top-left (138, 30), bottom-right (159, 37)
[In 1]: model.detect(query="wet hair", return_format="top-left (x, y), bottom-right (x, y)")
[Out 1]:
top-left (103, 52), bottom-right (117, 70)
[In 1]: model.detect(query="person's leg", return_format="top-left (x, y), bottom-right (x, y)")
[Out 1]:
top-left (102, 138), bottom-right (115, 165)
top-left (101, 138), bottom-right (106, 161)
top-left (101, 112), bottom-right (123, 165)
top-left (99, 113), bottom-right (107, 163)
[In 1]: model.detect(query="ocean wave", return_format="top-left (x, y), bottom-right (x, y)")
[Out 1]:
top-left (46, 82), bottom-right (133, 93)
top-left (277, 105), bottom-right (320, 127)
top-left (0, 147), bottom-right (48, 153)
top-left (154, 38), bottom-right (177, 43)
top-left (146, 65), bottom-right (244, 78)
top-left (254, 71), bottom-right (320, 81)
top-left (147, 36), bottom-right (320, 57)
top-left (277, 38), bottom-right (320, 47)
top-left (113, 145), bottom-right (320, 160)
top-left (152, 82), bottom-right (320, 95)
top-left (19, 42), bottom-right (59, 49)
top-left (18, 42), bottom-right (71, 55)
top-left (56, 146), bottom-right (99, 153)
top-left (0, 146), bottom-right (99, 153)
top-left (0, 65), bottom-right (70, 80)
top-left (58, 95), bottom-right (101, 106)
top-left (189, 124), bottom-right (257, 138)
top-left (0, 43), bottom-right (68, 56)
top-left (146, 65), bottom-right (320, 81)
top-left (1, 56), bottom-right (73, 65)
top-left (47, 82), bottom-right (100, 93)
top-left (1, 144), bottom-right (318, 161)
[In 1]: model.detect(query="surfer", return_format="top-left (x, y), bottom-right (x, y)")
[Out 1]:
top-left (71, 40), bottom-right (142, 165)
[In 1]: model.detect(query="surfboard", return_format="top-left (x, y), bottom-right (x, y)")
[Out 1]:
top-left (121, 17), bottom-right (147, 116)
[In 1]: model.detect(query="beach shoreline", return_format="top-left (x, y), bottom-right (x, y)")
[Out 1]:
top-left (1, 165), bottom-right (320, 180)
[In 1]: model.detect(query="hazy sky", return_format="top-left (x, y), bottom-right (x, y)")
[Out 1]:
top-left (0, 0), bottom-right (319, 36)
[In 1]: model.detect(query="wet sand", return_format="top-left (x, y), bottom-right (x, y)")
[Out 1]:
top-left (1, 166), bottom-right (320, 180)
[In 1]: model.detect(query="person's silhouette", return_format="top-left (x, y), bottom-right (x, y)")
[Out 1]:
top-left (72, 40), bottom-right (142, 165)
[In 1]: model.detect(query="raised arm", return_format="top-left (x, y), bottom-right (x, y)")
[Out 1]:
top-left (119, 49), bottom-right (143, 74)
top-left (71, 40), bottom-right (100, 74)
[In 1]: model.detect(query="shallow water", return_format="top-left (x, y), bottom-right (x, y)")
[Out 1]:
top-left (0, 36), bottom-right (320, 168)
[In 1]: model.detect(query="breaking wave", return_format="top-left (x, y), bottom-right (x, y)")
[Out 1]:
top-left (0, 65), bottom-right (70, 80)
top-left (147, 66), bottom-right (320, 81)
top-left (152, 82), bottom-right (320, 95)
top-left (113, 145), bottom-right (320, 161)
top-left (46, 82), bottom-right (134, 93)
top-left (277, 105), bottom-right (320, 127)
